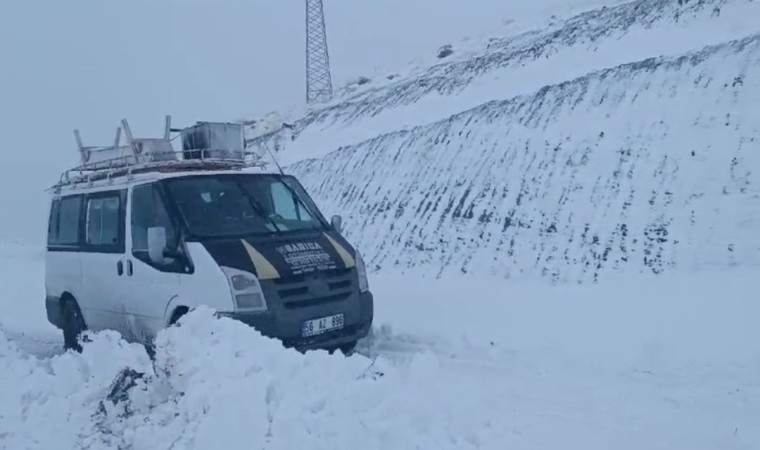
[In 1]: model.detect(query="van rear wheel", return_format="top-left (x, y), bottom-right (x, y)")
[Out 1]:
top-left (62, 299), bottom-right (87, 352)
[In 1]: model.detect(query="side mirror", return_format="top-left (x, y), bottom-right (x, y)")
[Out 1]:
top-left (147, 227), bottom-right (167, 264)
top-left (331, 215), bottom-right (343, 233)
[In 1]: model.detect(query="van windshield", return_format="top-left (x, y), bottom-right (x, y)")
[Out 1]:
top-left (164, 174), bottom-right (328, 238)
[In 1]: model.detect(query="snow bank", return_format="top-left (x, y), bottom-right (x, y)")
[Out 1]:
top-left (0, 328), bottom-right (152, 449)
top-left (3, 277), bottom-right (758, 450)
top-left (0, 308), bottom-right (507, 450)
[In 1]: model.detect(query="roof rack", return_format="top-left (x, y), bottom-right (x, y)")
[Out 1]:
top-left (51, 116), bottom-right (267, 192)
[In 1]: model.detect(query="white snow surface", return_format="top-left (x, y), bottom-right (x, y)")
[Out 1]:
top-left (1, 242), bottom-right (759, 450)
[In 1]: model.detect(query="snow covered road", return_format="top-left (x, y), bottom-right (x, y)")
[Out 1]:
top-left (0, 243), bottom-right (758, 449)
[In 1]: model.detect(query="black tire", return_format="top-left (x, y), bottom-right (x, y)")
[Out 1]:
top-left (62, 299), bottom-right (87, 352)
top-left (339, 340), bottom-right (358, 356)
top-left (169, 307), bottom-right (189, 327)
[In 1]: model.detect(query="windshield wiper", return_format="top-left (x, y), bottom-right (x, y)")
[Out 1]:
top-left (236, 182), bottom-right (283, 234)
top-left (279, 178), bottom-right (330, 229)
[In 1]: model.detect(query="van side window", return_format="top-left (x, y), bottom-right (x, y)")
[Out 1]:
top-left (48, 195), bottom-right (82, 246)
top-left (132, 183), bottom-right (178, 265)
top-left (86, 195), bottom-right (121, 247)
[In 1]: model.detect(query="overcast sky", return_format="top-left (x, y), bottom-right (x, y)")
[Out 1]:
top-left (0, 0), bottom-right (591, 243)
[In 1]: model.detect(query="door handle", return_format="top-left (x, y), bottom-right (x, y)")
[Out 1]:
top-left (126, 260), bottom-right (133, 277)
top-left (117, 260), bottom-right (124, 276)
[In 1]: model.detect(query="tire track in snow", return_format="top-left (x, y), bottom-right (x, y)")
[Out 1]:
top-left (4, 329), bottom-right (64, 359)
top-left (354, 323), bottom-right (514, 369)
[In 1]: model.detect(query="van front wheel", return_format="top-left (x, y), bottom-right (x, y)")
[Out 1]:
top-left (339, 340), bottom-right (357, 356)
top-left (62, 299), bottom-right (87, 352)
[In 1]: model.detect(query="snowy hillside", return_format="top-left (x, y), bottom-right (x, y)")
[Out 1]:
top-left (249, 0), bottom-right (760, 282)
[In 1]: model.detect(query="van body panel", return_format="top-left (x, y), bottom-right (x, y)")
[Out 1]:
top-left (44, 250), bottom-right (83, 326)
top-left (118, 257), bottom-right (181, 342)
top-left (77, 189), bottom-right (128, 335)
top-left (198, 229), bottom-right (357, 280)
top-left (170, 242), bottom-right (236, 323)
top-left (119, 184), bottom-right (182, 342)
top-left (79, 252), bottom-right (126, 333)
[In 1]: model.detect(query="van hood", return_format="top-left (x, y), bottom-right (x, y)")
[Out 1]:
top-left (199, 230), bottom-right (357, 280)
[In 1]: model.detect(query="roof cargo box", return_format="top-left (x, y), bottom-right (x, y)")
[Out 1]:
top-left (180, 122), bottom-right (244, 161)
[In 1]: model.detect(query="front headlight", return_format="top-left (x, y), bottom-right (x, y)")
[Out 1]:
top-left (221, 266), bottom-right (268, 313)
top-left (230, 274), bottom-right (258, 291)
top-left (356, 251), bottom-right (369, 293)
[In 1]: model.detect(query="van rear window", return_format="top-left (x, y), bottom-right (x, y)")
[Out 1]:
top-left (48, 195), bottom-right (82, 246)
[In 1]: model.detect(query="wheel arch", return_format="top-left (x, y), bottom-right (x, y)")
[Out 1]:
top-left (164, 295), bottom-right (189, 327)
top-left (48, 291), bottom-right (83, 329)
top-left (169, 306), bottom-right (190, 326)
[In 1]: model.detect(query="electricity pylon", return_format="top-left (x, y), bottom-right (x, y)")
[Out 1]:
top-left (305, 0), bottom-right (333, 103)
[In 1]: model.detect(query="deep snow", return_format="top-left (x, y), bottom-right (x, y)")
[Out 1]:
top-left (0, 243), bottom-right (758, 450)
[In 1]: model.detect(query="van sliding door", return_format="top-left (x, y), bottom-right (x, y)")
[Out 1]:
top-left (78, 189), bottom-right (127, 336)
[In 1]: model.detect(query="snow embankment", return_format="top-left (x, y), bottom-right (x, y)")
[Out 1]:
top-left (247, 0), bottom-right (760, 165)
top-left (244, 0), bottom-right (760, 283)
top-left (2, 267), bottom-right (760, 449)
top-left (0, 307), bottom-right (508, 450)
top-left (289, 31), bottom-right (760, 283)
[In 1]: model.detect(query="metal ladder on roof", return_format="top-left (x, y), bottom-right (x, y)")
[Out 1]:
top-left (53, 116), bottom-right (264, 191)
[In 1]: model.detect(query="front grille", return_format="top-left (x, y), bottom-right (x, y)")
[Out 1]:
top-left (263, 268), bottom-right (356, 310)
top-left (279, 286), bottom-right (309, 298)
top-left (271, 267), bottom-right (353, 285)
top-left (283, 292), bottom-right (350, 310)
top-left (328, 280), bottom-right (351, 290)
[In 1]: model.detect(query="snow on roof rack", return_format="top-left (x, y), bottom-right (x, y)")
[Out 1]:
top-left (52, 116), bottom-right (267, 192)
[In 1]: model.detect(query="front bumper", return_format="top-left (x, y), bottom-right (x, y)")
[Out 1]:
top-left (227, 290), bottom-right (374, 351)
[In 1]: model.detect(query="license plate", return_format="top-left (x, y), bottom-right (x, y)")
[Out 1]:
top-left (301, 313), bottom-right (344, 337)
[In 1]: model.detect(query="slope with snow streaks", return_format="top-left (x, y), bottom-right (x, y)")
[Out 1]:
top-left (289, 35), bottom-right (760, 282)
top-left (248, 0), bottom-right (760, 165)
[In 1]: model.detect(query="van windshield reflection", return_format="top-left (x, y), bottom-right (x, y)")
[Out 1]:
top-left (165, 174), bottom-right (327, 238)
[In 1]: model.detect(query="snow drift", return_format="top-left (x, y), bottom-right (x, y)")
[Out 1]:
top-left (2, 267), bottom-right (759, 450)
top-left (249, 0), bottom-right (760, 282)
top-left (0, 308), bottom-right (507, 450)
